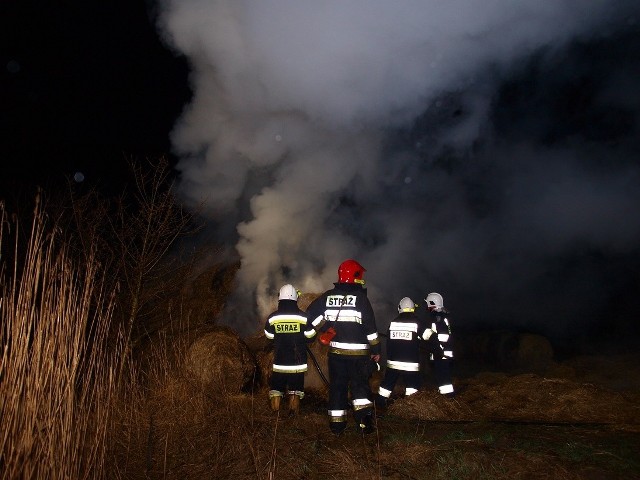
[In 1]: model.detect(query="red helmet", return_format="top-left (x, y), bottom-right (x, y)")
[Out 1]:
top-left (338, 259), bottom-right (366, 284)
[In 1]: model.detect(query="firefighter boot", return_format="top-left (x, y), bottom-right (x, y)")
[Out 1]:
top-left (287, 394), bottom-right (300, 416)
top-left (270, 395), bottom-right (281, 412)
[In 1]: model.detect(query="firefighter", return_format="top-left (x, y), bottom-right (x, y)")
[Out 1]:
top-left (307, 259), bottom-right (381, 435)
top-left (375, 297), bottom-right (429, 412)
top-left (264, 284), bottom-right (316, 415)
top-left (422, 292), bottom-right (455, 397)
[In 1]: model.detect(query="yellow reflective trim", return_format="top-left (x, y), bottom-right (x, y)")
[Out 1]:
top-left (274, 322), bottom-right (301, 333)
top-left (273, 362), bottom-right (308, 373)
top-left (329, 347), bottom-right (369, 356)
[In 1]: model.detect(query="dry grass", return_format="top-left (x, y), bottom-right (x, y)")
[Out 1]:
top-left (460, 372), bottom-right (640, 424)
top-left (2, 190), bottom-right (639, 480)
top-left (0, 198), bottom-right (124, 480)
top-left (108, 363), bottom-right (276, 478)
top-left (103, 340), bottom-right (640, 479)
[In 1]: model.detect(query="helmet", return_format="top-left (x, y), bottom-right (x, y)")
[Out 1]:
top-left (279, 284), bottom-right (299, 301)
top-left (424, 292), bottom-right (444, 311)
top-left (398, 297), bottom-right (416, 313)
top-left (338, 259), bottom-right (366, 284)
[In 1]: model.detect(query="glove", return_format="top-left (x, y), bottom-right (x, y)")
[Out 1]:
top-left (319, 327), bottom-right (336, 345)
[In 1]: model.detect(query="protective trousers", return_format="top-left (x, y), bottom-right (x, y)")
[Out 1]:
top-left (433, 358), bottom-right (454, 396)
top-left (327, 355), bottom-right (373, 434)
top-left (377, 368), bottom-right (422, 405)
top-left (269, 371), bottom-right (304, 396)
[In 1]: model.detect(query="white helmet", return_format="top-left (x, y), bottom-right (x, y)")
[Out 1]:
top-left (424, 292), bottom-right (444, 311)
top-left (398, 297), bottom-right (416, 313)
top-left (279, 284), bottom-right (299, 301)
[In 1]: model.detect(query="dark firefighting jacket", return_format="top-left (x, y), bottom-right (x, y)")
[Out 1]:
top-left (385, 311), bottom-right (429, 371)
top-left (423, 309), bottom-right (453, 360)
top-left (306, 283), bottom-right (380, 357)
top-left (264, 299), bottom-right (315, 373)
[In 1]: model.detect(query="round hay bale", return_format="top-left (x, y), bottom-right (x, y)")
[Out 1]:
top-left (297, 292), bottom-right (318, 311)
top-left (457, 330), bottom-right (554, 373)
top-left (305, 341), bottom-right (383, 394)
top-left (255, 349), bottom-right (274, 388)
top-left (184, 327), bottom-right (256, 392)
top-left (515, 333), bottom-right (554, 372)
top-left (305, 342), bottom-right (330, 393)
top-left (455, 330), bottom-right (516, 365)
top-left (254, 336), bottom-right (381, 396)
top-left (254, 340), bottom-right (330, 393)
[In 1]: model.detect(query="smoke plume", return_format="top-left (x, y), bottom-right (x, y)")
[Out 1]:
top-left (158, 1), bottom-right (640, 343)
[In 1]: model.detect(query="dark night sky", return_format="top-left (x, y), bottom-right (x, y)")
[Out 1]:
top-left (1, 1), bottom-right (190, 195)
top-left (2, 2), bottom-right (640, 352)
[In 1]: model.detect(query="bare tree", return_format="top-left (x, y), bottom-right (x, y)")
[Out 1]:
top-left (110, 156), bottom-right (200, 349)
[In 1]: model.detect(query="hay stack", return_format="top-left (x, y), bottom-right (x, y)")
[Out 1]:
top-left (305, 341), bottom-right (330, 392)
top-left (184, 326), bottom-right (256, 392)
top-left (387, 390), bottom-right (473, 421)
top-left (179, 262), bottom-right (240, 326)
top-left (253, 338), bottom-right (330, 393)
top-left (463, 373), bottom-right (640, 423)
top-left (461, 330), bottom-right (554, 372)
top-left (515, 333), bottom-right (554, 371)
top-left (297, 292), bottom-right (317, 311)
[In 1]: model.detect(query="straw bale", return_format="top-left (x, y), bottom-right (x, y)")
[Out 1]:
top-left (515, 333), bottom-right (554, 371)
top-left (183, 326), bottom-right (256, 392)
top-left (254, 349), bottom-right (273, 388)
top-left (251, 292), bottom-right (332, 392)
top-left (305, 341), bottom-right (330, 392)
top-left (460, 330), bottom-right (554, 372)
top-left (561, 353), bottom-right (640, 392)
top-left (297, 292), bottom-right (318, 311)
top-left (303, 343), bottom-right (382, 394)
top-left (252, 336), bottom-right (381, 395)
top-left (179, 262), bottom-right (240, 326)
top-left (252, 337), bottom-right (330, 393)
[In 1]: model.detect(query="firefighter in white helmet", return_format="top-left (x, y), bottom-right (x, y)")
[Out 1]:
top-left (307, 259), bottom-right (381, 435)
top-left (264, 284), bottom-right (316, 415)
top-left (375, 297), bottom-right (430, 413)
top-left (422, 292), bottom-right (455, 397)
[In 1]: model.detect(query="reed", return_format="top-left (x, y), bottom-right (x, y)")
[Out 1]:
top-left (0, 196), bottom-right (123, 480)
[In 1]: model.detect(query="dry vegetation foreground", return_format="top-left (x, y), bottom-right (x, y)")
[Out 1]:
top-left (112, 347), bottom-right (640, 480)
top-left (2, 181), bottom-right (638, 480)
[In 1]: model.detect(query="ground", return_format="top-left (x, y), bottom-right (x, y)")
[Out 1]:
top-left (117, 351), bottom-right (640, 480)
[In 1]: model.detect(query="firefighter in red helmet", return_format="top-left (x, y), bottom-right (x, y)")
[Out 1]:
top-left (307, 259), bottom-right (381, 435)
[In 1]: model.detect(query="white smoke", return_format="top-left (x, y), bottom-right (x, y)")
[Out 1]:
top-left (158, 1), bottom-right (640, 338)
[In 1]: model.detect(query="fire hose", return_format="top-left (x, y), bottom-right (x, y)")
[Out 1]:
top-left (306, 345), bottom-right (330, 387)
